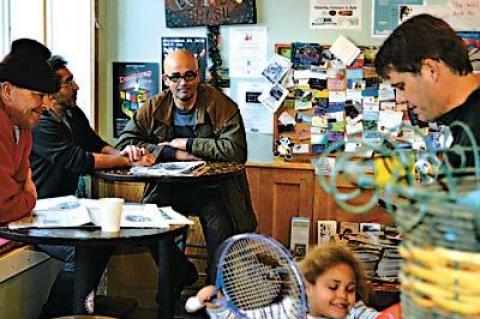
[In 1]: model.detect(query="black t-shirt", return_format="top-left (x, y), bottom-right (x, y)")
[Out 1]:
top-left (437, 87), bottom-right (480, 168)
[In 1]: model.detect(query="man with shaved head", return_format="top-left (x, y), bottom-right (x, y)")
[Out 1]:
top-left (117, 49), bottom-right (257, 300)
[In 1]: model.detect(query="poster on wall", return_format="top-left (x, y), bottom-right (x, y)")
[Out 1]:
top-left (449, 0), bottom-right (480, 30)
top-left (229, 26), bottom-right (267, 78)
top-left (309, 0), bottom-right (362, 30)
top-left (161, 37), bottom-right (207, 87)
top-left (236, 81), bottom-right (272, 134)
top-left (399, 3), bottom-right (480, 31)
top-left (112, 62), bottom-right (159, 137)
top-left (372, 0), bottom-right (424, 37)
top-left (164, 0), bottom-right (257, 28)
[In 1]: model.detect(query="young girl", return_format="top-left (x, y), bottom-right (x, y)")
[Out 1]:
top-left (300, 243), bottom-right (379, 319)
top-left (191, 243), bottom-right (381, 319)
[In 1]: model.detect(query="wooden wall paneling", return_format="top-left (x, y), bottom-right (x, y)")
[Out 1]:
top-left (313, 177), bottom-right (335, 243)
top-left (328, 186), bottom-right (393, 225)
top-left (253, 167), bottom-right (314, 246)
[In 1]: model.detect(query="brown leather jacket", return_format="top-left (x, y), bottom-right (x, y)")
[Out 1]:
top-left (116, 84), bottom-right (257, 233)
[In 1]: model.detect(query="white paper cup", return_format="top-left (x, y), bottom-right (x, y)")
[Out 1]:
top-left (98, 198), bottom-right (124, 232)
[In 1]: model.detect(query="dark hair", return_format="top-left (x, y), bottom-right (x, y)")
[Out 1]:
top-left (300, 243), bottom-right (369, 301)
top-left (47, 55), bottom-right (68, 71)
top-left (374, 14), bottom-right (472, 79)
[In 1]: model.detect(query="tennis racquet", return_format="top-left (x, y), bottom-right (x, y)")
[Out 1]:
top-left (185, 233), bottom-right (307, 318)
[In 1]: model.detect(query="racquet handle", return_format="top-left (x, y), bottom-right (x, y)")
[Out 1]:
top-left (185, 296), bottom-right (204, 313)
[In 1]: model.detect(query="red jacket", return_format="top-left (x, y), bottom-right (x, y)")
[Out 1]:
top-left (0, 106), bottom-right (35, 223)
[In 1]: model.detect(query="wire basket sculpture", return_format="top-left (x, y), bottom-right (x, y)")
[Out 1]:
top-left (314, 121), bottom-right (480, 318)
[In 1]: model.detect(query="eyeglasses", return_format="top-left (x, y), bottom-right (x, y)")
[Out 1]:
top-left (61, 78), bottom-right (77, 86)
top-left (165, 70), bottom-right (198, 83)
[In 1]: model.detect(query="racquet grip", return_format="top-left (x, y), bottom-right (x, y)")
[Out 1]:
top-left (185, 296), bottom-right (204, 312)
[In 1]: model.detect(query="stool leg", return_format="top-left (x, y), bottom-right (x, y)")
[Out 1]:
top-left (156, 237), bottom-right (175, 319)
top-left (73, 247), bottom-right (112, 314)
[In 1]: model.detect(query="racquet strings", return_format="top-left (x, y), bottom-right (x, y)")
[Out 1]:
top-left (220, 237), bottom-right (304, 318)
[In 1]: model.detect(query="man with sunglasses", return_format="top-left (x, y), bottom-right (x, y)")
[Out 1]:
top-left (29, 55), bottom-right (155, 318)
top-left (116, 49), bottom-right (257, 298)
top-left (0, 38), bottom-right (58, 223)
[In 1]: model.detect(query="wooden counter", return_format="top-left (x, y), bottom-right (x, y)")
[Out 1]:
top-left (246, 160), bottom-right (392, 246)
top-left (91, 160), bottom-right (393, 246)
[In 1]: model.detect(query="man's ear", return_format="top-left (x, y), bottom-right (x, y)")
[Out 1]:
top-left (0, 82), bottom-right (14, 102)
top-left (421, 58), bottom-right (441, 83)
top-left (161, 74), bottom-right (170, 87)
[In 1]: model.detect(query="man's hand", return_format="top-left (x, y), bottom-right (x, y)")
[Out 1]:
top-left (24, 169), bottom-right (37, 200)
top-left (158, 138), bottom-right (188, 151)
top-left (131, 153), bottom-right (156, 167)
top-left (175, 149), bottom-right (201, 161)
top-left (119, 144), bottom-right (145, 161)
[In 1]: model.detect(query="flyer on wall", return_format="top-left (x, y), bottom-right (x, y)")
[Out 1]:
top-left (372, 0), bottom-right (424, 37)
top-left (398, 4), bottom-right (480, 31)
top-left (458, 31), bottom-right (480, 73)
top-left (112, 62), bottom-right (159, 137)
top-left (236, 81), bottom-right (272, 134)
top-left (309, 0), bottom-right (362, 30)
top-left (229, 26), bottom-right (267, 78)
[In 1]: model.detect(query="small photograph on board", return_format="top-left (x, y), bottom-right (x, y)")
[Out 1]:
top-left (294, 89), bottom-right (314, 110)
top-left (275, 43), bottom-right (292, 60)
top-left (261, 54), bottom-right (292, 84)
top-left (291, 42), bottom-right (322, 69)
top-left (258, 83), bottom-right (289, 112)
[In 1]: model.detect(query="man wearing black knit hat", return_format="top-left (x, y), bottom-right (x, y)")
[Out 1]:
top-left (0, 38), bottom-right (59, 223)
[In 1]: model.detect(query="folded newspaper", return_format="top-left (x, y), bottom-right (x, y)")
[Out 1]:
top-left (8, 196), bottom-right (193, 229)
top-left (129, 161), bottom-right (206, 177)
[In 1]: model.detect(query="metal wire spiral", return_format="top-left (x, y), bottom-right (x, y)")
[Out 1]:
top-left (314, 121), bottom-right (480, 228)
top-left (314, 121), bottom-right (480, 318)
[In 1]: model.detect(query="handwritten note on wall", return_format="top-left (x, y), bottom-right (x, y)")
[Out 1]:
top-left (449, 0), bottom-right (480, 30)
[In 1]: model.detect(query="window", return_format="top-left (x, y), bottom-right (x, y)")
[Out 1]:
top-left (0, 0), bottom-right (95, 124)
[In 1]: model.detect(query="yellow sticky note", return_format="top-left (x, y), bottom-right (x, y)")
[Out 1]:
top-left (315, 89), bottom-right (329, 98)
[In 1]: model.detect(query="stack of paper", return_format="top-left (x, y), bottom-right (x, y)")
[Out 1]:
top-left (334, 227), bottom-right (402, 281)
top-left (8, 196), bottom-right (193, 229)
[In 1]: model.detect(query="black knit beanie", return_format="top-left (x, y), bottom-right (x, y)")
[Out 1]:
top-left (0, 38), bottom-right (59, 93)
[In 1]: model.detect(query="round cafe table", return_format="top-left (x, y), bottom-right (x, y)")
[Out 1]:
top-left (0, 225), bottom-right (188, 319)
top-left (92, 161), bottom-right (245, 183)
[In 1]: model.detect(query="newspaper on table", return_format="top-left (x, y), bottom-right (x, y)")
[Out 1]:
top-left (129, 161), bottom-right (206, 177)
top-left (8, 196), bottom-right (193, 229)
top-left (8, 196), bottom-right (91, 229)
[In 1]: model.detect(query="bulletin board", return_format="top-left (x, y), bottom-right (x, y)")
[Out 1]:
top-left (272, 44), bottom-right (408, 162)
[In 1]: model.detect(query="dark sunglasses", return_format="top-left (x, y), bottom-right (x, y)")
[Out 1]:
top-left (165, 70), bottom-right (198, 83)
